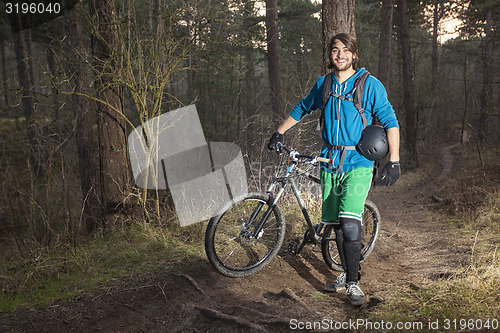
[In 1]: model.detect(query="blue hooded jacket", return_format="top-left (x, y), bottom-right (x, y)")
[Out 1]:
top-left (289, 68), bottom-right (399, 173)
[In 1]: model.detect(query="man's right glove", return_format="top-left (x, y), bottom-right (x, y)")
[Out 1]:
top-left (381, 161), bottom-right (401, 187)
top-left (267, 131), bottom-right (284, 151)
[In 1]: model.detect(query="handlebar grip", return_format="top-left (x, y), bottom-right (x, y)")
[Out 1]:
top-left (316, 157), bottom-right (332, 164)
top-left (276, 144), bottom-right (332, 164)
top-left (277, 143), bottom-right (290, 153)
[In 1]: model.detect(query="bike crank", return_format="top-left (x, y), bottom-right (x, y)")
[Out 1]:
top-left (287, 224), bottom-right (322, 256)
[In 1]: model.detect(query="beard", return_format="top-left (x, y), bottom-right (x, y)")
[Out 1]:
top-left (333, 57), bottom-right (354, 72)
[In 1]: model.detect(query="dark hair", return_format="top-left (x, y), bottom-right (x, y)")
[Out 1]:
top-left (327, 33), bottom-right (359, 70)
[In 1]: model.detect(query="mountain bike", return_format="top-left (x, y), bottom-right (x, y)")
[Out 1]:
top-left (205, 144), bottom-right (381, 278)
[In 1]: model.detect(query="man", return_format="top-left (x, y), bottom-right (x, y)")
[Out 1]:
top-left (267, 33), bottom-right (400, 306)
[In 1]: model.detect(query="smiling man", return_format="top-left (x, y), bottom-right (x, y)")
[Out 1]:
top-left (267, 33), bottom-right (400, 306)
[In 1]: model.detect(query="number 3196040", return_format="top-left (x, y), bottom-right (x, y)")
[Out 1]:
top-left (5, 2), bottom-right (61, 14)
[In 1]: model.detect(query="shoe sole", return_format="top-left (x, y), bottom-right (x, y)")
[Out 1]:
top-left (323, 285), bottom-right (346, 292)
top-left (349, 299), bottom-right (365, 306)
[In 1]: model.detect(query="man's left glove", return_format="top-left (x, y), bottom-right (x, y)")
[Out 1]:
top-left (381, 161), bottom-right (400, 187)
top-left (267, 131), bottom-right (284, 151)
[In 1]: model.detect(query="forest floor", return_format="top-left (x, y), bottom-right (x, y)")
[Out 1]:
top-left (0, 143), bottom-right (479, 332)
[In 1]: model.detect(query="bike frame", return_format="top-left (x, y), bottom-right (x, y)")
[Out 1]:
top-left (250, 155), bottom-right (324, 245)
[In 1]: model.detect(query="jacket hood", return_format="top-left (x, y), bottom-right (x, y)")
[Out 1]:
top-left (331, 67), bottom-right (368, 88)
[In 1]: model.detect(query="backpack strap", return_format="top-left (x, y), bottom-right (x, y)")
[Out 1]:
top-left (353, 71), bottom-right (370, 129)
top-left (318, 71), bottom-right (371, 130)
top-left (324, 144), bottom-right (356, 173)
top-left (318, 72), bottom-right (333, 130)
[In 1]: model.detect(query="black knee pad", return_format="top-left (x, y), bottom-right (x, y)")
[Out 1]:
top-left (340, 217), bottom-right (362, 242)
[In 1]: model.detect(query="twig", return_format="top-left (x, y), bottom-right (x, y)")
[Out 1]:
top-left (469, 229), bottom-right (480, 268)
top-left (179, 274), bottom-right (206, 296)
top-left (278, 288), bottom-right (311, 311)
top-left (193, 304), bottom-right (267, 332)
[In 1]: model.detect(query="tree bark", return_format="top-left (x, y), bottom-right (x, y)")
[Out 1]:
top-left (265, 0), bottom-right (286, 127)
top-left (478, 8), bottom-right (493, 144)
top-left (431, 2), bottom-right (444, 93)
top-left (373, 0), bottom-right (394, 185)
top-left (7, 13), bottom-right (42, 175)
top-left (396, 0), bottom-right (417, 164)
top-left (322, 0), bottom-right (356, 74)
top-left (377, 0), bottom-right (393, 92)
top-left (66, 7), bottom-right (103, 234)
top-left (90, 0), bottom-right (131, 223)
top-left (242, 0), bottom-right (255, 147)
top-left (0, 39), bottom-right (9, 107)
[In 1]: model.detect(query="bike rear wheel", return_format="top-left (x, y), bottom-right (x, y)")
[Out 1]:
top-left (321, 199), bottom-right (381, 271)
top-left (205, 192), bottom-right (285, 277)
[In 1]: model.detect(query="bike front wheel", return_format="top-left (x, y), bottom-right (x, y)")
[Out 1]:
top-left (205, 192), bottom-right (285, 278)
top-left (321, 199), bottom-right (381, 271)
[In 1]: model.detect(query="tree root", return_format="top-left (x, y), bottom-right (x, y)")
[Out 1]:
top-left (178, 274), bottom-right (206, 296)
top-left (172, 304), bottom-right (268, 333)
top-left (277, 288), bottom-right (311, 311)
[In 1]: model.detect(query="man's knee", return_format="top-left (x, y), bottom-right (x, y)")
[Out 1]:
top-left (340, 217), bottom-right (361, 242)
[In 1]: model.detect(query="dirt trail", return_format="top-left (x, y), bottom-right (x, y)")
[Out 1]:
top-left (0, 145), bottom-right (467, 332)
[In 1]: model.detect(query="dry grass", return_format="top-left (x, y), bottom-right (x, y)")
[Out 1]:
top-left (368, 145), bottom-right (500, 323)
top-left (0, 220), bottom-right (207, 312)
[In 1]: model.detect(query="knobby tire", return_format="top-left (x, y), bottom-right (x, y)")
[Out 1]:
top-left (205, 192), bottom-right (285, 278)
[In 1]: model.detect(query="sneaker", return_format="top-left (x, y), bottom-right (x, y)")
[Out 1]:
top-left (346, 282), bottom-right (366, 306)
top-left (324, 272), bottom-right (346, 292)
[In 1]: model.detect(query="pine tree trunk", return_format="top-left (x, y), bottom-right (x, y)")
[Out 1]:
top-left (397, 0), bottom-right (417, 164)
top-left (90, 0), bottom-right (131, 223)
top-left (478, 9), bottom-right (493, 144)
top-left (242, 0), bottom-right (255, 147)
top-left (378, 0), bottom-right (393, 92)
top-left (265, 0), bottom-right (285, 127)
top-left (66, 7), bottom-right (103, 234)
top-left (0, 40), bottom-right (9, 107)
top-left (7, 13), bottom-right (42, 175)
top-left (322, 0), bottom-right (356, 74)
top-left (373, 0), bottom-right (393, 185)
top-left (431, 3), bottom-right (440, 92)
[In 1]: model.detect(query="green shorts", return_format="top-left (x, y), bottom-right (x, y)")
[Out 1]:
top-left (321, 167), bottom-right (373, 223)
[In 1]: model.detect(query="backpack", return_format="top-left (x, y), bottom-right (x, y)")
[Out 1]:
top-left (318, 71), bottom-right (371, 172)
top-left (318, 71), bottom-right (370, 130)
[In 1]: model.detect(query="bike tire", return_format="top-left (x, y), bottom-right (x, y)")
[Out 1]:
top-left (321, 199), bottom-right (381, 271)
top-left (205, 192), bottom-right (286, 278)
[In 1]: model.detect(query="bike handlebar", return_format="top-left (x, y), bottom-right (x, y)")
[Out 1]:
top-left (276, 143), bottom-right (331, 165)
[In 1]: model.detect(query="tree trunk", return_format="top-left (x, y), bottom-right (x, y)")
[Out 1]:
top-left (90, 0), bottom-right (131, 224)
top-left (7, 13), bottom-right (42, 175)
top-left (66, 7), bottom-right (103, 235)
top-left (0, 39), bottom-right (9, 107)
top-left (478, 8), bottom-right (493, 144)
top-left (24, 21), bottom-right (36, 89)
top-left (373, 0), bottom-right (393, 185)
top-left (322, 0), bottom-right (356, 74)
top-left (152, 0), bottom-right (162, 38)
top-left (265, 0), bottom-right (286, 127)
top-left (243, 0), bottom-right (255, 148)
top-left (431, 2), bottom-right (444, 93)
top-left (461, 52), bottom-right (468, 146)
top-left (46, 44), bottom-right (62, 120)
top-left (396, 0), bottom-right (417, 164)
top-left (377, 0), bottom-right (393, 92)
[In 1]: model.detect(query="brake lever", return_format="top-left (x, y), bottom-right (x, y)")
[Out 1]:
top-left (289, 150), bottom-right (299, 162)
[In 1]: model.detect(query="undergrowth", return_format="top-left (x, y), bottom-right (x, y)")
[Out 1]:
top-left (368, 145), bottom-right (500, 326)
top-left (0, 220), bottom-right (207, 312)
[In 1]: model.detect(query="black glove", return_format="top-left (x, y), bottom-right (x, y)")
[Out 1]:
top-left (381, 161), bottom-right (400, 187)
top-left (267, 131), bottom-right (284, 151)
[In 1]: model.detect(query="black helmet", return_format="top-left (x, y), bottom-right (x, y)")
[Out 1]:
top-left (356, 125), bottom-right (388, 161)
